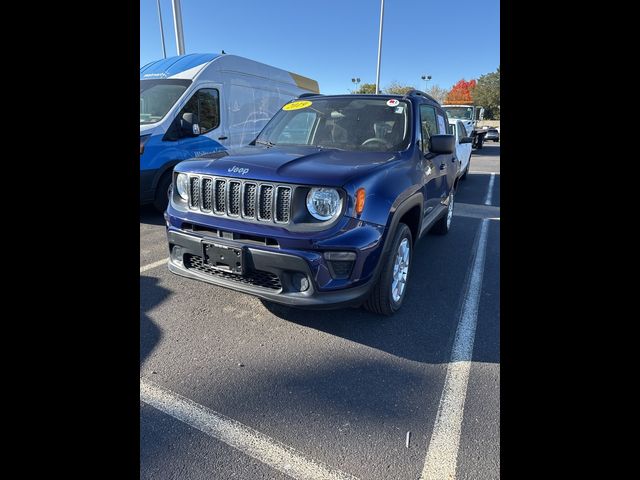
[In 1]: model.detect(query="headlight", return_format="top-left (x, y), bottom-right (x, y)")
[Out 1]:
top-left (306, 188), bottom-right (342, 221)
top-left (176, 173), bottom-right (189, 201)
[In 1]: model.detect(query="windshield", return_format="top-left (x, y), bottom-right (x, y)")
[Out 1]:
top-left (443, 106), bottom-right (473, 120)
top-left (140, 79), bottom-right (192, 125)
top-left (256, 97), bottom-right (411, 152)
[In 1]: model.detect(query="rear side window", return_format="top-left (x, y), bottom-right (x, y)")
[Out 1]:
top-left (419, 105), bottom-right (438, 153)
top-left (180, 88), bottom-right (220, 134)
top-left (437, 114), bottom-right (447, 134)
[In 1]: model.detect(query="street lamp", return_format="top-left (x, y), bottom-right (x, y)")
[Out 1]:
top-left (421, 75), bottom-right (432, 92)
top-left (351, 77), bottom-right (361, 93)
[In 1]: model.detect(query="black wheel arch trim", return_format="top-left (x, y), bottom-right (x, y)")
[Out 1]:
top-left (153, 160), bottom-right (183, 191)
top-left (383, 193), bottom-right (423, 254)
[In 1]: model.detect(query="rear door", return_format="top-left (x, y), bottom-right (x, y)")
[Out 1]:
top-left (419, 104), bottom-right (443, 216)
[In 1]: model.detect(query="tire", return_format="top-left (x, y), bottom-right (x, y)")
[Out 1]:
top-left (461, 161), bottom-right (470, 180)
top-left (476, 137), bottom-right (484, 149)
top-left (153, 171), bottom-right (172, 213)
top-left (363, 223), bottom-right (413, 316)
top-left (430, 190), bottom-right (455, 235)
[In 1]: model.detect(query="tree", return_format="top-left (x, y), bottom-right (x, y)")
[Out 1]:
top-left (353, 83), bottom-right (377, 94)
top-left (425, 84), bottom-right (449, 104)
top-left (473, 66), bottom-right (500, 119)
top-left (383, 81), bottom-right (415, 95)
top-left (445, 79), bottom-right (477, 103)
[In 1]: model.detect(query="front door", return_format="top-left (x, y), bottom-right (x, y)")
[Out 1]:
top-left (172, 84), bottom-right (229, 161)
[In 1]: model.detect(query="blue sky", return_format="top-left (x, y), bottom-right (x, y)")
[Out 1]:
top-left (140, 0), bottom-right (499, 95)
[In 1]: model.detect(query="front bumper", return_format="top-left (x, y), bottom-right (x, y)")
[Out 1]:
top-left (166, 228), bottom-right (382, 309)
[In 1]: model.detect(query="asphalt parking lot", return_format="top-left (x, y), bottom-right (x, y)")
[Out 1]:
top-left (140, 143), bottom-right (500, 480)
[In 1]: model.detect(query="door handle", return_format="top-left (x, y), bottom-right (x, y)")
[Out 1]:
top-left (218, 136), bottom-right (228, 140)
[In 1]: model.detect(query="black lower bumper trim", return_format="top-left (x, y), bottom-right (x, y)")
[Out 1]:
top-left (167, 229), bottom-right (374, 309)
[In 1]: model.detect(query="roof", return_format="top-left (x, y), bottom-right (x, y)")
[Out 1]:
top-left (140, 53), bottom-right (220, 80)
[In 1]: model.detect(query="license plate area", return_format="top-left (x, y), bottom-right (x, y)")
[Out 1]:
top-left (203, 242), bottom-right (244, 275)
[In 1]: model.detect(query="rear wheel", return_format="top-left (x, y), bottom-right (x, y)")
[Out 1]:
top-left (431, 191), bottom-right (455, 235)
top-left (363, 223), bottom-right (413, 316)
top-left (153, 171), bottom-right (172, 212)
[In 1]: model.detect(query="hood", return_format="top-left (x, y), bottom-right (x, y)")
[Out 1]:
top-left (175, 145), bottom-right (399, 186)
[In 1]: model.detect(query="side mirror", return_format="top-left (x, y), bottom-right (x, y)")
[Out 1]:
top-left (180, 112), bottom-right (200, 137)
top-left (479, 107), bottom-right (485, 121)
top-left (429, 135), bottom-right (455, 154)
top-left (460, 137), bottom-right (473, 144)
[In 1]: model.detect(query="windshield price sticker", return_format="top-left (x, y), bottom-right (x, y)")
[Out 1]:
top-left (283, 100), bottom-right (312, 111)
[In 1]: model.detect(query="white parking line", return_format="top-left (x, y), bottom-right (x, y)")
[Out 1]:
top-left (140, 379), bottom-right (359, 480)
top-left (484, 173), bottom-right (496, 205)
top-left (140, 258), bottom-right (168, 274)
top-left (420, 219), bottom-right (490, 480)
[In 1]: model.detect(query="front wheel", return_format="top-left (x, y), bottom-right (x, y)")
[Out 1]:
top-left (363, 223), bottom-right (413, 316)
top-left (153, 171), bottom-right (172, 213)
top-left (430, 191), bottom-right (455, 235)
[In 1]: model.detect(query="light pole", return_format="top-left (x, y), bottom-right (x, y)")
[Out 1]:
top-left (421, 75), bottom-right (432, 92)
top-left (375, 0), bottom-right (385, 94)
top-left (351, 77), bottom-right (361, 93)
top-left (156, 0), bottom-right (167, 59)
top-left (171, 0), bottom-right (186, 55)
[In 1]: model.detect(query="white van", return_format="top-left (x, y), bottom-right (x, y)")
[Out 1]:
top-left (140, 53), bottom-right (319, 210)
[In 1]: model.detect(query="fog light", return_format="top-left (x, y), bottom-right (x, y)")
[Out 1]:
top-left (171, 245), bottom-right (183, 262)
top-left (292, 273), bottom-right (310, 292)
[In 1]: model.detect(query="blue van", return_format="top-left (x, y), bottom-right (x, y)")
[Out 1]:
top-left (140, 53), bottom-right (319, 211)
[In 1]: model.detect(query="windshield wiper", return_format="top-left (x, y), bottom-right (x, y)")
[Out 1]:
top-left (316, 144), bottom-right (346, 151)
top-left (255, 139), bottom-right (276, 147)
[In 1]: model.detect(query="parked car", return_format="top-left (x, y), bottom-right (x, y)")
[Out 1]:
top-left (140, 53), bottom-right (319, 211)
top-left (484, 127), bottom-right (499, 142)
top-left (449, 120), bottom-right (473, 180)
top-left (165, 91), bottom-right (459, 315)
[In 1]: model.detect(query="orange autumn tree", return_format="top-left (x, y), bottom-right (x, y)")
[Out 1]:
top-left (445, 79), bottom-right (477, 103)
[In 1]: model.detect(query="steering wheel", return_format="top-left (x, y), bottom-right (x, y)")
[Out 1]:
top-left (361, 137), bottom-right (391, 148)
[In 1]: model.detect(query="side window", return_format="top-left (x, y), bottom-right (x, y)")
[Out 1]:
top-left (179, 88), bottom-right (220, 134)
top-left (457, 122), bottom-right (466, 139)
top-left (419, 105), bottom-right (438, 153)
top-left (197, 89), bottom-right (220, 133)
top-left (436, 113), bottom-right (447, 134)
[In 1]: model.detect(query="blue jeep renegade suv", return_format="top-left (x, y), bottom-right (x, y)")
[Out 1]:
top-left (165, 91), bottom-right (459, 315)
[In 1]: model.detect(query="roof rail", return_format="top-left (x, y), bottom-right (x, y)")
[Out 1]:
top-left (401, 89), bottom-right (439, 104)
top-left (298, 92), bottom-right (321, 98)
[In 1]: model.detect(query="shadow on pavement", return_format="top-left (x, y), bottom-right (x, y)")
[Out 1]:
top-left (140, 276), bottom-right (170, 367)
top-left (140, 205), bottom-right (165, 226)
top-left (474, 144), bottom-right (500, 157)
top-left (455, 171), bottom-right (500, 207)
top-left (262, 216), bottom-right (499, 365)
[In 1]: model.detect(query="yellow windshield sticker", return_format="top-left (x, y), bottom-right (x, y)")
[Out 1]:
top-left (283, 100), bottom-right (312, 111)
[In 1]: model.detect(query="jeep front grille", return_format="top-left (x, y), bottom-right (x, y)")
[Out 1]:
top-left (186, 175), bottom-right (293, 225)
